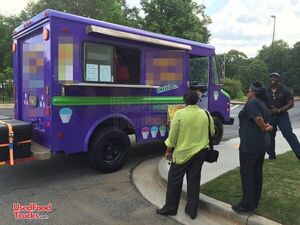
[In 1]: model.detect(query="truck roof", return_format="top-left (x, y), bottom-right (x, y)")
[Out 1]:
top-left (13, 9), bottom-right (215, 56)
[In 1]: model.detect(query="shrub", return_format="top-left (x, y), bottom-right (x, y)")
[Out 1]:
top-left (222, 78), bottom-right (244, 99)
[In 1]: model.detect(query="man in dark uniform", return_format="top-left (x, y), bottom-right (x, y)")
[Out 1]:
top-left (266, 72), bottom-right (300, 160)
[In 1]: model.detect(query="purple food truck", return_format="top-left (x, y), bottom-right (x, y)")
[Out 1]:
top-left (11, 9), bottom-right (233, 172)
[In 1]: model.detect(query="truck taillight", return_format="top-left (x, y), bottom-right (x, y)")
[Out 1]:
top-left (45, 85), bottom-right (49, 95)
top-left (57, 132), bottom-right (64, 139)
top-left (45, 107), bottom-right (50, 116)
top-left (45, 85), bottom-right (50, 116)
top-left (46, 121), bottom-right (51, 128)
top-left (227, 102), bottom-right (230, 112)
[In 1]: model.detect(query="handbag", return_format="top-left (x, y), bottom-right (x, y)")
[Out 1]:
top-left (204, 111), bottom-right (219, 163)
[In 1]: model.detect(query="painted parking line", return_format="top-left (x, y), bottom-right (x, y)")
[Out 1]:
top-left (230, 104), bottom-right (240, 111)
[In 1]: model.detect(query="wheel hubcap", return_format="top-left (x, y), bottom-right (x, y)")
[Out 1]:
top-left (102, 141), bottom-right (122, 163)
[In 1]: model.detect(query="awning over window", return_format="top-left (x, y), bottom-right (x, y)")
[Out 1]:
top-left (86, 25), bottom-right (192, 51)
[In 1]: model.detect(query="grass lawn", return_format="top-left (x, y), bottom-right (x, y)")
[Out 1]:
top-left (201, 151), bottom-right (300, 225)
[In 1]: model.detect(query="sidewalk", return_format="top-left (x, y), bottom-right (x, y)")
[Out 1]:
top-left (133, 129), bottom-right (300, 224)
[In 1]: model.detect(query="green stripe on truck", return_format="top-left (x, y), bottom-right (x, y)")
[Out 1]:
top-left (52, 96), bottom-right (184, 106)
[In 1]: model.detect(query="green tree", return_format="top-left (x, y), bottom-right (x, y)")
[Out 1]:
top-left (121, 1), bottom-right (143, 28)
top-left (0, 14), bottom-right (30, 71)
top-left (19, 0), bottom-right (133, 25)
top-left (256, 40), bottom-right (290, 74)
top-left (0, 72), bottom-right (5, 83)
top-left (141, 0), bottom-right (211, 43)
top-left (223, 50), bottom-right (248, 78)
top-left (237, 59), bottom-right (268, 91)
top-left (285, 42), bottom-right (300, 95)
top-left (3, 67), bottom-right (13, 80)
top-left (0, 16), bottom-right (15, 70)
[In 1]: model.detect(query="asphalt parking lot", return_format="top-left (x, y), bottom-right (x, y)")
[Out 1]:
top-left (0, 141), bottom-right (181, 225)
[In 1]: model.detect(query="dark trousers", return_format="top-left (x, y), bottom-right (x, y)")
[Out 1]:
top-left (163, 148), bottom-right (208, 216)
top-left (268, 112), bottom-right (300, 158)
top-left (239, 151), bottom-right (265, 210)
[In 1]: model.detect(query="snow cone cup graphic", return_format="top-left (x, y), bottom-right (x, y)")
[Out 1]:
top-left (159, 125), bottom-right (167, 137)
top-left (59, 108), bottom-right (73, 123)
top-left (141, 127), bottom-right (150, 139)
top-left (213, 90), bottom-right (219, 101)
top-left (151, 126), bottom-right (158, 138)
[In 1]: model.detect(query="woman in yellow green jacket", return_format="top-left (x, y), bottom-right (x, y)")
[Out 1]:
top-left (156, 89), bottom-right (215, 219)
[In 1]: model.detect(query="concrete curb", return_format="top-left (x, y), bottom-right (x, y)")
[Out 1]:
top-left (198, 194), bottom-right (282, 225)
top-left (158, 158), bottom-right (282, 225)
top-left (231, 96), bottom-right (300, 105)
top-left (133, 157), bottom-right (236, 225)
top-left (0, 103), bottom-right (14, 109)
top-left (230, 100), bottom-right (245, 105)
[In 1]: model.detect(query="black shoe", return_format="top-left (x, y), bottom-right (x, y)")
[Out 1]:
top-left (231, 204), bottom-right (254, 214)
top-left (156, 208), bottom-right (177, 216)
top-left (296, 154), bottom-right (300, 160)
top-left (185, 208), bottom-right (196, 219)
top-left (268, 156), bottom-right (276, 160)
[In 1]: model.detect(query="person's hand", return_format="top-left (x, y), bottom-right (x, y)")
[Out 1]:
top-left (269, 107), bottom-right (280, 115)
top-left (165, 149), bottom-right (173, 161)
top-left (265, 123), bottom-right (273, 132)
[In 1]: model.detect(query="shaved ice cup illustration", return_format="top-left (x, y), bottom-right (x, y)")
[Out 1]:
top-left (213, 90), bottom-right (219, 101)
top-left (151, 126), bottom-right (158, 138)
top-left (59, 108), bottom-right (73, 123)
top-left (159, 125), bottom-right (167, 137)
top-left (141, 127), bottom-right (150, 139)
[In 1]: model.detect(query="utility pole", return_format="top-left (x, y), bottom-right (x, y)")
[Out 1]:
top-left (270, 15), bottom-right (276, 72)
top-left (223, 54), bottom-right (226, 80)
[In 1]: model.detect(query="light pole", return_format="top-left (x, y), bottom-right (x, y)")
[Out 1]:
top-left (222, 54), bottom-right (226, 80)
top-left (270, 15), bottom-right (276, 72)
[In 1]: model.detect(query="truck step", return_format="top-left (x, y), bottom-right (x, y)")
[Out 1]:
top-left (31, 142), bottom-right (51, 160)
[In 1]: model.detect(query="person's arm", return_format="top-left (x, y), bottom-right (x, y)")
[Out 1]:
top-left (269, 99), bottom-right (294, 114)
top-left (208, 113), bottom-right (215, 136)
top-left (164, 111), bottom-right (181, 160)
top-left (254, 117), bottom-right (273, 132)
top-left (247, 100), bottom-right (273, 132)
top-left (270, 88), bottom-right (294, 114)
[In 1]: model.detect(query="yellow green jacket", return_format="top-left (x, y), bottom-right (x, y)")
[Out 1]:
top-left (165, 105), bottom-right (215, 164)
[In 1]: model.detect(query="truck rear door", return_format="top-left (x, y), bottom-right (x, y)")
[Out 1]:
top-left (19, 29), bottom-right (50, 135)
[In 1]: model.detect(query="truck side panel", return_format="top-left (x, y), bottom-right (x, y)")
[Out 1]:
top-left (48, 17), bottom-right (187, 154)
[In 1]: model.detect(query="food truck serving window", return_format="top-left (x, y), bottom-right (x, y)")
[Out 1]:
top-left (84, 42), bottom-right (114, 83)
top-left (84, 42), bottom-right (140, 84)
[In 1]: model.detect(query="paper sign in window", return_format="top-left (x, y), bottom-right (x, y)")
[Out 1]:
top-left (100, 65), bottom-right (112, 82)
top-left (86, 64), bottom-right (99, 81)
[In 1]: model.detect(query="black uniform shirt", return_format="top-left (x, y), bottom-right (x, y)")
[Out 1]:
top-left (239, 98), bottom-right (271, 154)
top-left (266, 84), bottom-right (293, 109)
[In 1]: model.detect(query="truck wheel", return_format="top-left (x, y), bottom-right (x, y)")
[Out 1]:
top-left (89, 127), bottom-right (130, 173)
top-left (212, 117), bottom-right (223, 145)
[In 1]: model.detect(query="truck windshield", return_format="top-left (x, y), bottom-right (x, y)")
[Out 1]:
top-left (189, 56), bottom-right (209, 85)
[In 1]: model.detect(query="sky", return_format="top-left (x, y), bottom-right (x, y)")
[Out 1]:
top-left (1, 0), bottom-right (299, 58)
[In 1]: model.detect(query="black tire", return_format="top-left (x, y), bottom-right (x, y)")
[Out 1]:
top-left (89, 127), bottom-right (130, 173)
top-left (211, 117), bottom-right (223, 145)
